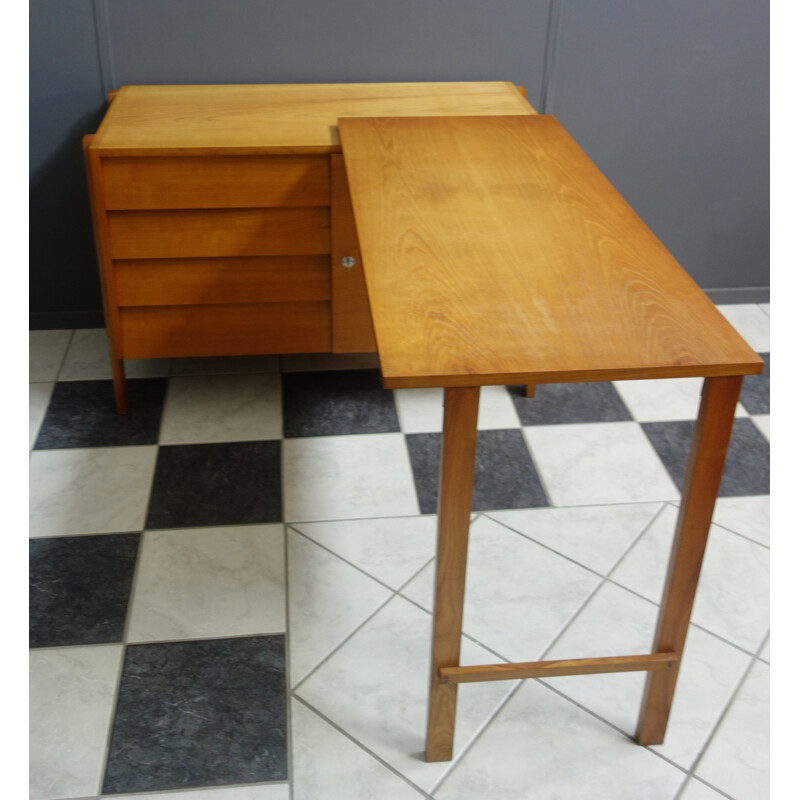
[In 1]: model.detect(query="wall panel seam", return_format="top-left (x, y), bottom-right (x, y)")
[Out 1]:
top-left (539, 0), bottom-right (561, 113)
top-left (91, 0), bottom-right (117, 98)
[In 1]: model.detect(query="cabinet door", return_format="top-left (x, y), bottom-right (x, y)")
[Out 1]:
top-left (330, 154), bottom-right (377, 353)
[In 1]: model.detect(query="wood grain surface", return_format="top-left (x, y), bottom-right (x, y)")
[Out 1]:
top-left (108, 207), bottom-right (330, 260)
top-left (90, 82), bottom-right (534, 156)
top-left (114, 255), bottom-right (330, 307)
top-left (339, 115), bottom-right (762, 388)
top-left (440, 652), bottom-right (678, 684)
top-left (119, 301), bottom-right (331, 358)
top-left (102, 155), bottom-right (330, 209)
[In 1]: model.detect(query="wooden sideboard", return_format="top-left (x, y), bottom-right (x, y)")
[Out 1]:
top-left (84, 82), bottom-right (534, 411)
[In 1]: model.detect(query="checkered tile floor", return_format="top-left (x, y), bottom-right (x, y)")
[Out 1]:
top-left (29, 303), bottom-right (770, 800)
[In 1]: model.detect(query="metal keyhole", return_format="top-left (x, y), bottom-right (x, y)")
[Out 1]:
top-left (341, 256), bottom-right (356, 268)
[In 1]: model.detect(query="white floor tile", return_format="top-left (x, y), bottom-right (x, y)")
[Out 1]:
top-left (59, 328), bottom-right (170, 380)
top-left (758, 303), bottom-right (769, 316)
top-left (751, 414), bottom-right (769, 441)
top-left (394, 385), bottom-right (519, 433)
top-left (29, 645), bottom-right (123, 800)
top-left (296, 595), bottom-right (518, 793)
top-left (282, 433), bottom-right (418, 522)
top-left (288, 530), bottom-right (391, 685)
top-left (716, 304), bottom-right (770, 352)
top-left (30, 382), bottom-right (54, 449)
top-left (676, 779), bottom-right (727, 800)
top-left (280, 352), bottom-right (379, 372)
top-left (291, 700), bottom-right (420, 800)
top-left (171, 355), bottom-right (280, 376)
top-left (486, 503), bottom-right (663, 575)
top-left (123, 787), bottom-right (289, 800)
top-left (291, 516), bottom-right (437, 589)
top-left (434, 680), bottom-right (685, 800)
top-left (611, 506), bottom-right (770, 652)
top-left (402, 516), bottom-right (600, 661)
top-left (523, 421), bottom-right (680, 506)
top-left (695, 661), bottom-right (770, 800)
top-left (710, 495), bottom-right (769, 546)
top-left (127, 524), bottom-right (286, 643)
top-left (543, 582), bottom-right (751, 769)
top-left (612, 377), bottom-right (747, 422)
top-left (30, 329), bottom-right (73, 382)
top-left (29, 446), bottom-right (157, 537)
top-left (159, 373), bottom-right (282, 444)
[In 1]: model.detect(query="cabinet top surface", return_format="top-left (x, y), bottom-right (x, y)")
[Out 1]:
top-left (90, 82), bottom-right (534, 155)
top-left (339, 114), bottom-right (762, 389)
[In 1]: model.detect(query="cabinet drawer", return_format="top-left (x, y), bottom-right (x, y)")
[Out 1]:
top-left (120, 302), bottom-right (331, 358)
top-left (102, 155), bottom-right (330, 209)
top-left (115, 255), bottom-right (330, 306)
top-left (108, 207), bottom-right (330, 259)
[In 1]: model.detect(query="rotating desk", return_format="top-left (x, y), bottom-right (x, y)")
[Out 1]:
top-left (85, 85), bottom-right (762, 764)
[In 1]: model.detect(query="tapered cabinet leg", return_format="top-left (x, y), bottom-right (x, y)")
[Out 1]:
top-left (110, 353), bottom-right (127, 414)
top-left (425, 386), bottom-right (480, 762)
top-left (524, 384), bottom-right (536, 398)
top-left (636, 375), bottom-right (742, 745)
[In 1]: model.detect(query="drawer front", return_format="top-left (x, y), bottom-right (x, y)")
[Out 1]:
top-left (108, 207), bottom-right (330, 259)
top-left (114, 255), bottom-right (330, 306)
top-left (102, 155), bottom-right (331, 209)
top-left (120, 302), bottom-right (331, 358)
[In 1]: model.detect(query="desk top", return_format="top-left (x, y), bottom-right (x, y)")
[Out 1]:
top-left (91, 82), bottom-right (533, 156)
top-left (339, 115), bottom-right (762, 389)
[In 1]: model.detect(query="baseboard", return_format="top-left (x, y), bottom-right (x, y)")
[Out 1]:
top-left (703, 287), bottom-right (770, 304)
top-left (29, 311), bottom-right (106, 330)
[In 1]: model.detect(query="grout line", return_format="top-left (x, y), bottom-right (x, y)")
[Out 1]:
top-left (684, 650), bottom-right (764, 781)
top-left (290, 551), bottom-right (441, 696)
top-left (664, 500), bottom-right (770, 551)
top-left (670, 773), bottom-right (693, 800)
top-left (518, 426), bottom-right (557, 507)
top-left (602, 575), bottom-right (764, 660)
top-left (103, 779), bottom-right (291, 797)
top-left (291, 695), bottom-right (433, 799)
top-left (289, 591), bottom-right (397, 695)
top-left (284, 511), bottom-right (437, 527)
top-left (428, 679), bottom-right (525, 796)
top-left (481, 500), bottom-right (664, 581)
top-left (286, 523), bottom-right (419, 596)
top-left (97, 642), bottom-right (127, 797)
top-left (284, 522), bottom-right (295, 800)
top-left (119, 533), bottom-right (145, 645)
top-left (52, 328), bottom-right (76, 383)
top-left (535, 677), bottom-right (694, 779)
top-left (532, 502), bottom-right (671, 664)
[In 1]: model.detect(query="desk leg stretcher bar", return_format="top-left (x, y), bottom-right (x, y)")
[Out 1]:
top-left (424, 376), bottom-right (742, 762)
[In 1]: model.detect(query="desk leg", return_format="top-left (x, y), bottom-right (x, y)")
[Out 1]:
top-left (110, 354), bottom-right (127, 414)
top-left (425, 386), bottom-right (480, 762)
top-left (636, 375), bottom-right (742, 744)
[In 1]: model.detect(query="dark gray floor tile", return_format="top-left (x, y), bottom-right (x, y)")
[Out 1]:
top-left (508, 382), bottom-right (632, 425)
top-left (29, 533), bottom-right (139, 647)
top-left (642, 418), bottom-right (770, 497)
top-left (407, 429), bottom-right (549, 514)
top-left (739, 353), bottom-right (770, 414)
top-left (282, 369), bottom-right (400, 437)
top-left (146, 441), bottom-right (282, 528)
top-left (102, 636), bottom-right (287, 794)
top-left (34, 379), bottom-right (167, 449)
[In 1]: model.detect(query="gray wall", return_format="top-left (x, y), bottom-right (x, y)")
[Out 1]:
top-left (30, 0), bottom-right (768, 328)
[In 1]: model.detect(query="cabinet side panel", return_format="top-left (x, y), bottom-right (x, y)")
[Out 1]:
top-left (330, 154), bottom-right (377, 353)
